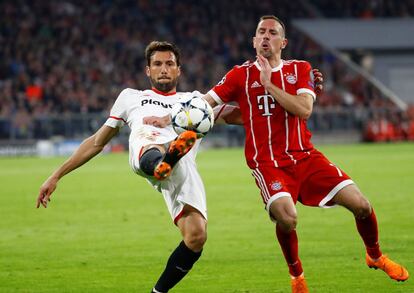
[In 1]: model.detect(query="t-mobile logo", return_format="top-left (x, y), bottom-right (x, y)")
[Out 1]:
top-left (257, 95), bottom-right (276, 116)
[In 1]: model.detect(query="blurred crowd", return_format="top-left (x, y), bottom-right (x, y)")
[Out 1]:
top-left (363, 105), bottom-right (414, 142)
top-left (315, 0), bottom-right (414, 18)
top-left (1, 0), bottom-right (414, 141)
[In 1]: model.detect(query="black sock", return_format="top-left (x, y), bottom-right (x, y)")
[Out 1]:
top-left (139, 148), bottom-right (163, 176)
top-left (154, 241), bottom-right (202, 292)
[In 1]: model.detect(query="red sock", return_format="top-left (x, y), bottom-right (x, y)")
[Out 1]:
top-left (355, 209), bottom-right (382, 259)
top-left (276, 224), bottom-right (303, 277)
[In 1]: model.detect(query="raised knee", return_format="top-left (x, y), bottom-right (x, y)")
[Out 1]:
top-left (185, 230), bottom-right (207, 251)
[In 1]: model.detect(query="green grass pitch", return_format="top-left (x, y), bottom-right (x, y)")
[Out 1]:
top-left (1, 143), bottom-right (413, 292)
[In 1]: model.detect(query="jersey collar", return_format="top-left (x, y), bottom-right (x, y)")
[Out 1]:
top-left (151, 87), bottom-right (177, 96)
top-left (254, 60), bottom-right (284, 72)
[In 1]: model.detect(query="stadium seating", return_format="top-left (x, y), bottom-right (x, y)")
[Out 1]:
top-left (1, 0), bottom-right (413, 142)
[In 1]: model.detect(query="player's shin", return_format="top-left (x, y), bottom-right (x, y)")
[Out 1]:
top-left (355, 209), bottom-right (382, 259)
top-left (276, 224), bottom-right (303, 277)
top-left (153, 241), bottom-right (202, 292)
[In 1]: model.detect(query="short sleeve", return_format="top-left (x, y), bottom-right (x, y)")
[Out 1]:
top-left (208, 67), bottom-right (242, 104)
top-left (104, 88), bottom-right (132, 128)
top-left (296, 61), bottom-right (316, 101)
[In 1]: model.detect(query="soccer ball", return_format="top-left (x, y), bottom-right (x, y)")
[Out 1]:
top-left (171, 95), bottom-right (214, 137)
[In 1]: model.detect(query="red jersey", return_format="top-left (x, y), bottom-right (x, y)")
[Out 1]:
top-left (209, 59), bottom-right (316, 169)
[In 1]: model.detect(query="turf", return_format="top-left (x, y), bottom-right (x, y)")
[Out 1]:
top-left (0, 143), bottom-right (413, 292)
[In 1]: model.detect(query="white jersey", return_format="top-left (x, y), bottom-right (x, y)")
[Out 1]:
top-left (105, 88), bottom-right (202, 173)
top-left (105, 88), bottom-right (200, 144)
top-left (104, 88), bottom-right (207, 222)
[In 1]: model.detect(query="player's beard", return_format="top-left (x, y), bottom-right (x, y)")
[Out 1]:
top-left (259, 48), bottom-right (273, 59)
top-left (151, 77), bottom-right (178, 93)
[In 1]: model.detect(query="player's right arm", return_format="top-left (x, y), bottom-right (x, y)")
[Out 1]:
top-left (211, 67), bottom-right (324, 125)
top-left (36, 125), bottom-right (119, 208)
top-left (37, 89), bottom-right (131, 208)
top-left (37, 125), bottom-right (119, 208)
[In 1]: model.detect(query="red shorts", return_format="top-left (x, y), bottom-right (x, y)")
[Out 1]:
top-left (251, 150), bottom-right (354, 211)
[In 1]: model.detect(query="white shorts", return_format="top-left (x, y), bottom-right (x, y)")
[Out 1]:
top-left (129, 136), bottom-right (207, 224)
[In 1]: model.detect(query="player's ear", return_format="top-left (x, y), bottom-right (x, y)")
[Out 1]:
top-left (177, 66), bottom-right (181, 77)
top-left (253, 37), bottom-right (257, 49)
top-left (145, 66), bottom-right (150, 77)
top-left (281, 38), bottom-right (288, 49)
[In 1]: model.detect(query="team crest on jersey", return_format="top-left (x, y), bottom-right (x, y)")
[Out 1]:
top-left (270, 181), bottom-right (283, 191)
top-left (285, 74), bottom-right (297, 84)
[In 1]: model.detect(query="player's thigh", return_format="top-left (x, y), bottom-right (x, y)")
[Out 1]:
top-left (129, 134), bottom-right (171, 173)
top-left (252, 166), bottom-right (298, 226)
top-left (251, 166), bottom-right (298, 206)
top-left (177, 205), bottom-right (207, 238)
top-left (157, 157), bottom-right (208, 224)
top-left (332, 184), bottom-right (372, 217)
top-left (177, 205), bottom-right (207, 251)
top-left (299, 151), bottom-right (353, 207)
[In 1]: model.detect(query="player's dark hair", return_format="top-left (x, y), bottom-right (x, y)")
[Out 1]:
top-left (258, 15), bottom-right (286, 36)
top-left (145, 41), bottom-right (181, 66)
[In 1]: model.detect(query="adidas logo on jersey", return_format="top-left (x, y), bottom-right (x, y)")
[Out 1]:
top-left (251, 81), bottom-right (262, 88)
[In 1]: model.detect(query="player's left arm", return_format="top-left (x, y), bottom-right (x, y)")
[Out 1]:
top-left (257, 54), bottom-right (314, 119)
top-left (213, 104), bottom-right (243, 125)
top-left (313, 68), bottom-right (323, 95)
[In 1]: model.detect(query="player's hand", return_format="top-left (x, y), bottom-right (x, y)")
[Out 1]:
top-left (36, 176), bottom-right (58, 208)
top-left (257, 54), bottom-right (272, 88)
top-left (143, 114), bottom-right (172, 128)
top-left (313, 68), bottom-right (323, 95)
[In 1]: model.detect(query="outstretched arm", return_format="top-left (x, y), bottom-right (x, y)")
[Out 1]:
top-left (36, 125), bottom-right (119, 208)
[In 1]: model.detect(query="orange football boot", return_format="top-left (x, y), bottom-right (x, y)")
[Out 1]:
top-left (154, 131), bottom-right (197, 180)
top-left (291, 274), bottom-right (309, 293)
top-left (366, 254), bottom-right (409, 281)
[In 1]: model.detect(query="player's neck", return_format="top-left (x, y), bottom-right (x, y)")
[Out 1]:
top-left (268, 56), bottom-right (282, 68)
top-left (151, 87), bottom-right (177, 96)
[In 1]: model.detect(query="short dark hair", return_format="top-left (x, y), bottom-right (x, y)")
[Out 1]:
top-left (145, 41), bottom-right (181, 66)
top-left (258, 15), bottom-right (286, 36)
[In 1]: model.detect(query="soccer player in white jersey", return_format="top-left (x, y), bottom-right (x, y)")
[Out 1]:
top-left (36, 41), bottom-right (207, 293)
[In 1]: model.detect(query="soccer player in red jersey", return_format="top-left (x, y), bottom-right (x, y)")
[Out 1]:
top-left (143, 16), bottom-right (409, 291)
top-left (202, 15), bottom-right (409, 292)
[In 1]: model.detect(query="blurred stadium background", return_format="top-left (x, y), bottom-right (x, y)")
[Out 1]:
top-left (1, 0), bottom-right (414, 156)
